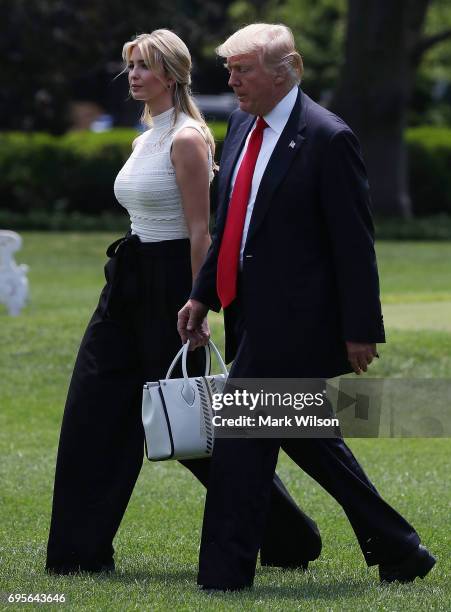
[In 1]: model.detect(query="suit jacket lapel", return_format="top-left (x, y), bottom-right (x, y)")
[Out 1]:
top-left (245, 88), bottom-right (307, 245)
top-left (216, 115), bottom-right (254, 233)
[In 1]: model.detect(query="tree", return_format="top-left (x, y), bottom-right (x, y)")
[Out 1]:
top-left (410, 0), bottom-right (451, 126)
top-left (0, 0), bottom-right (235, 133)
top-left (228, 0), bottom-right (451, 217)
top-left (330, 0), bottom-right (451, 217)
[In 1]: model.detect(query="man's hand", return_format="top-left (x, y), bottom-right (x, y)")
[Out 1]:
top-left (346, 341), bottom-right (378, 375)
top-left (177, 299), bottom-right (210, 349)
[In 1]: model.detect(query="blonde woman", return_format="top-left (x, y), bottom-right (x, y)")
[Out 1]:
top-left (46, 29), bottom-right (321, 574)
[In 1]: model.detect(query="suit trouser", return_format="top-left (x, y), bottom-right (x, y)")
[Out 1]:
top-left (197, 313), bottom-right (421, 588)
top-left (45, 236), bottom-right (321, 573)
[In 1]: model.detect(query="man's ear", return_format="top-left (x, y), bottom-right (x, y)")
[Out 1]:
top-left (273, 65), bottom-right (288, 85)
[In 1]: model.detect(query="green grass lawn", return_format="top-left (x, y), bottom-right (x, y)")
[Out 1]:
top-left (0, 233), bottom-right (450, 611)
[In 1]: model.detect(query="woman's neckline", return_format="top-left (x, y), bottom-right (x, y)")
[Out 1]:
top-left (151, 106), bottom-right (176, 128)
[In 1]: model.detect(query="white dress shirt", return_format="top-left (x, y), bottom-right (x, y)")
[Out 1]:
top-left (228, 85), bottom-right (299, 266)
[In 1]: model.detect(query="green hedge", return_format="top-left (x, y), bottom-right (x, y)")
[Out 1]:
top-left (0, 124), bottom-right (227, 218)
top-left (0, 124), bottom-right (449, 222)
top-left (0, 129), bottom-right (134, 216)
top-left (406, 127), bottom-right (451, 216)
top-left (0, 210), bottom-right (129, 232)
top-left (0, 208), bottom-right (449, 239)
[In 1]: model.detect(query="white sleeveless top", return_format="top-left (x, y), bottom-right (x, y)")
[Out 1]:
top-left (114, 107), bottom-right (213, 242)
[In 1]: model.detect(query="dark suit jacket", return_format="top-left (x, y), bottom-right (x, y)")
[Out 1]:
top-left (191, 88), bottom-right (385, 378)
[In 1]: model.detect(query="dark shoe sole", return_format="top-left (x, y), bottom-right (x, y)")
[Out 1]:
top-left (260, 560), bottom-right (309, 571)
top-left (200, 584), bottom-right (251, 592)
top-left (416, 553), bottom-right (436, 580)
top-left (380, 549), bottom-right (436, 583)
top-left (46, 563), bottom-right (115, 575)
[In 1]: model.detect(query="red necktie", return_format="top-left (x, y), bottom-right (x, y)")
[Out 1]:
top-left (217, 116), bottom-right (268, 308)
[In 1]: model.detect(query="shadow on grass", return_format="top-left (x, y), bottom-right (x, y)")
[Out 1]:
top-left (104, 569), bottom-right (194, 583)
top-left (99, 568), bottom-right (373, 600)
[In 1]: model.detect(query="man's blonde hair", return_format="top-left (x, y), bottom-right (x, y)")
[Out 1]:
top-left (216, 23), bottom-right (303, 85)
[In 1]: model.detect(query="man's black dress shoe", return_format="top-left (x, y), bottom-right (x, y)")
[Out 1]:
top-left (260, 558), bottom-right (309, 571)
top-left (379, 545), bottom-right (436, 583)
top-left (46, 561), bottom-right (115, 575)
top-left (200, 584), bottom-right (250, 593)
top-left (96, 562), bottom-right (115, 573)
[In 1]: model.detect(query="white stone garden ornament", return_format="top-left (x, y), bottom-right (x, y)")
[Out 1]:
top-left (0, 230), bottom-right (29, 316)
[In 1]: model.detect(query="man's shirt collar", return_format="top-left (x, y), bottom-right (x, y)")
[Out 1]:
top-left (262, 85), bottom-right (298, 134)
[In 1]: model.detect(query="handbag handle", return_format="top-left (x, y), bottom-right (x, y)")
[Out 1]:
top-left (165, 339), bottom-right (228, 380)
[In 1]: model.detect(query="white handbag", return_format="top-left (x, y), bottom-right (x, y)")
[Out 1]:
top-left (142, 339), bottom-right (228, 461)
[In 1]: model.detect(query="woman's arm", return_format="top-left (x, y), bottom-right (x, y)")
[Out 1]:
top-left (171, 127), bottom-right (212, 281)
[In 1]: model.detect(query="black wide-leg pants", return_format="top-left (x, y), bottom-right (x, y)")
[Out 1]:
top-left (197, 333), bottom-right (421, 589)
top-left (46, 235), bottom-right (321, 574)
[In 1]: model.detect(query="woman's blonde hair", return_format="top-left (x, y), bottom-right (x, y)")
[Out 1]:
top-left (217, 23), bottom-right (303, 86)
top-left (122, 29), bottom-right (215, 160)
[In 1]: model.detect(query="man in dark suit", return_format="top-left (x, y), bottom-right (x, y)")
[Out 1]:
top-left (178, 23), bottom-right (435, 590)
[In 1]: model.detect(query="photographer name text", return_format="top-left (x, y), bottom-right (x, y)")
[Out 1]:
top-left (212, 414), bottom-right (339, 428)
